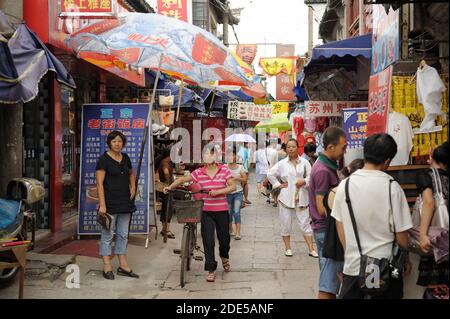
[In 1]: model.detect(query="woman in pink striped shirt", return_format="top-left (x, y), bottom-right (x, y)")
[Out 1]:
top-left (165, 147), bottom-right (236, 282)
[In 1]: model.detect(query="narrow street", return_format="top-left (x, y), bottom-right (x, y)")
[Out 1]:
top-left (1, 173), bottom-right (319, 299)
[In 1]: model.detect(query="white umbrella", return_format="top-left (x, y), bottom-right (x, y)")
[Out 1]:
top-left (225, 134), bottom-right (256, 143)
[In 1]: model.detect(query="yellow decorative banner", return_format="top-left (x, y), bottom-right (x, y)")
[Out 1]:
top-left (271, 101), bottom-right (289, 114)
top-left (259, 57), bottom-right (297, 76)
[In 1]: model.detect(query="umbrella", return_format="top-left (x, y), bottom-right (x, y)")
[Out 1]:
top-left (225, 134), bottom-right (256, 143)
top-left (0, 11), bottom-right (75, 104)
top-left (255, 113), bottom-right (292, 133)
top-left (65, 13), bottom-right (252, 87)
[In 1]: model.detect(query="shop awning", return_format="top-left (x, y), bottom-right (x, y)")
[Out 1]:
top-left (0, 11), bottom-right (75, 104)
top-left (159, 81), bottom-right (205, 113)
top-left (310, 34), bottom-right (372, 61)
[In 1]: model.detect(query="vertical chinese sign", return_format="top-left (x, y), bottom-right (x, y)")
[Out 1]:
top-left (367, 66), bottom-right (393, 136)
top-left (342, 107), bottom-right (368, 150)
top-left (236, 44), bottom-right (258, 65)
top-left (371, 5), bottom-right (399, 75)
top-left (276, 44), bottom-right (296, 101)
top-left (78, 104), bottom-right (150, 235)
top-left (158, 0), bottom-right (191, 23)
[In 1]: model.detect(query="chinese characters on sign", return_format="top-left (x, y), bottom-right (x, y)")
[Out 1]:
top-left (305, 101), bottom-right (368, 117)
top-left (157, 0), bottom-right (189, 22)
top-left (79, 103), bottom-right (150, 235)
top-left (367, 66), bottom-right (392, 136)
top-left (372, 5), bottom-right (399, 74)
top-left (342, 108), bottom-right (368, 149)
top-left (60, 0), bottom-right (114, 14)
top-left (236, 44), bottom-right (257, 65)
top-left (271, 101), bottom-right (289, 115)
top-left (227, 101), bottom-right (272, 121)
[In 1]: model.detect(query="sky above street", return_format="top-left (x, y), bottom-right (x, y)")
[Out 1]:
top-left (228, 0), bottom-right (323, 97)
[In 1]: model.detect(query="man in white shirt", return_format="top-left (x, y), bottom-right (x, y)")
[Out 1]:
top-left (255, 141), bottom-right (278, 197)
top-left (331, 133), bottom-right (413, 299)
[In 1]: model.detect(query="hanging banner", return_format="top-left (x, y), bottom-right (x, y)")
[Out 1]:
top-left (367, 65), bottom-right (392, 136)
top-left (236, 44), bottom-right (258, 65)
top-left (227, 101), bottom-right (272, 121)
top-left (305, 101), bottom-right (368, 117)
top-left (78, 103), bottom-right (150, 235)
top-left (343, 107), bottom-right (368, 149)
top-left (271, 101), bottom-right (289, 114)
top-left (259, 57), bottom-right (297, 76)
top-left (276, 44), bottom-right (296, 101)
top-left (157, 0), bottom-right (191, 23)
top-left (372, 5), bottom-right (399, 74)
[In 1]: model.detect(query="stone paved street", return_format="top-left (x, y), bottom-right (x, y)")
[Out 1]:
top-left (0, 173), bottom-right (320, 299)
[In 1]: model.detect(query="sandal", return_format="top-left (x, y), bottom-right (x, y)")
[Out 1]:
top-left (160, 231), bottom-right (176, 239)
top-left (206, 272), bottom-right (215, 282)
top-left (222, 259), bottom-right (231, 272)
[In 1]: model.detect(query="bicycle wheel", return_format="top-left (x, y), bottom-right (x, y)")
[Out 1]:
top-left (180, 225), bottom-right (190, 287)
top-left (186, 224), bottom-right (195, 271)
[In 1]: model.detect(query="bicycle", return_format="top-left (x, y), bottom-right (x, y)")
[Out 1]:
top-left (167, 189), bottom-right (207, 288)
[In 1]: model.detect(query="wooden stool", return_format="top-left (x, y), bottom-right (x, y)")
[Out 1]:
top-left (0, 244), bottom-right (28, 299)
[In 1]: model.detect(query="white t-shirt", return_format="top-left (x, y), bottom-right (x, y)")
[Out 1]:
top-left (331, 169), bottom-right (413, 276)
top-left (255, 147), bottom-right (278, 175)
top-left (227, 164), bottom-right (245, 193)
top-left (388, 112), bottom-right (413, 166)
top-left (416, 65), bottom-right (445, 115)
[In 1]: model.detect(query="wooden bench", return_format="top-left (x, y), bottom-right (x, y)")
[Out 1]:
top-left (0, 244), bottom-right (28, 299)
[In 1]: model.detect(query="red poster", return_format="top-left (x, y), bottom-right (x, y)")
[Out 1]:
top-left (276, 44), bottom-right (295, 101)
top-left (236, 44), bottom-right (257, 65)
top-left (61, 0), bottom-right (113, 13)
top-left (367, 66), bottom-right (392, 136)
top-left (158, 0), bottom-right (189, 22)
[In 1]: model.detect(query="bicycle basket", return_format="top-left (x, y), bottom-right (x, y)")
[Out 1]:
top-left (172, 199), bottom-right (204, 224)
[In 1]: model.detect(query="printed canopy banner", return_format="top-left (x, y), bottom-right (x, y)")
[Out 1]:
top-left (305, 101), bottom-right (368, 117)
top-left (367, 65), bottom-right (392, 135)
top-left (227, 101), bottom-right (272, 121)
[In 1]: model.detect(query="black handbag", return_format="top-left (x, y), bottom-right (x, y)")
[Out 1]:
top-left (322, 189), bottom-right (344, 261)
top-left (345, 178), bottom-right (406, 297)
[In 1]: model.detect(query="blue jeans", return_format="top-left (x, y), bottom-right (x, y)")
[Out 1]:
top-left (227, 192), bottom-right (243, 224)
top-left (99, 213), bottom-right (131, 256)
top-left (314, 228), bottom-right (344, 295)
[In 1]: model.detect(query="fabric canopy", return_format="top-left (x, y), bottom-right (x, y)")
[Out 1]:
top-left (158, 81), bottom-right (205, 112)
top-left (0, 11), bottom-right (75, 104)
top-left (310, 34), bottom-right (372, 61)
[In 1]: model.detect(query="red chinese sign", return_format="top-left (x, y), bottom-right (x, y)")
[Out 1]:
top-left (367, 65), bottom-right (392, 136)
top-left (236, 44), bottom-right (258, 65)
top-left (305, 101), bottom-right (368, 117)
top-left (158, 0), bottom-right (189, 22)
top-left (61, 0), bottom-right (114, 14)
top-left (192, 34), bottom-right (227, 65)
top-left (276, 44), bottom-right (295, 101)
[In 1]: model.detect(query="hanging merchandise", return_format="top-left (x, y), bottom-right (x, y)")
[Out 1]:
top-left (297, 134), bottom-right (305, 156)
top-left (304, 117), bottom-right (317, 133)
top-left (292, 116), bottom-right (304, 141)
top-left (387, 112), bottom-right (414, 166)
top-left (304, 132), bottom-right (316, 144)
top-left (416, 63), bottom-right (446, 131)
top-left (316, 117), bottom-right (328, 132)
top-left (314, 132), bottom-right (324, 154)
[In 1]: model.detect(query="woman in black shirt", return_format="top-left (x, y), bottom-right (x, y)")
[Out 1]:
top-left (415, 142), bottom-right (449, 296)
top-left (96, 131), bottom-right (139, 280)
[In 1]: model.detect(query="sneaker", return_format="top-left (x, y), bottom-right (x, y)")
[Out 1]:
top-left (308, 250), bottom-right (319, 258)
top-left (229, 232), bottom-right (235, 237)
top-left (285, 249), bottom-right (293, 257)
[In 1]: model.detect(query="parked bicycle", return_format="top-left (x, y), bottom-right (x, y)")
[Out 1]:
top-left (167, 189), bottom-right (207, 288)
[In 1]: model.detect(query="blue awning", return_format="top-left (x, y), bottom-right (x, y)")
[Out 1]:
top-left (311, 34), bottom-right (372, 61)
top-left (0, 11), bottom-right (75, 104)
top-left (158, 80), bottom-right (205, 112)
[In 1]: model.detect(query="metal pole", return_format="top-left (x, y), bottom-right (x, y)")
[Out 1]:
top-left (130, 53), bottom-right (164, 241)
top-left (308, 5), bottom-right (313, 56)
top-left (176, 79), bottom-right (184, 122)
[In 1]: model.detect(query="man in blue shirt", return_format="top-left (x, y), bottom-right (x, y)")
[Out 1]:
top-left (238, 143), bottom-right (252, 204)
